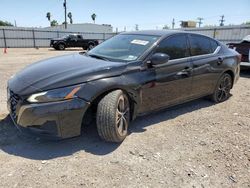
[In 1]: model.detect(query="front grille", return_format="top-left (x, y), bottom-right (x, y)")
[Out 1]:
top-left (9, 90), bottom-right (20, 122)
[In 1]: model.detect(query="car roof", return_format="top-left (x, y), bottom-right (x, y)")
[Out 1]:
top-left (120, 30), bottom-right (219, 42)
top-left (120, 30), bottom-right (187, 37)
top-left (69, 34), bottom-right (82, 36)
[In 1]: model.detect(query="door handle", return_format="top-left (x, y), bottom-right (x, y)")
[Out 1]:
top-left (176, 67), bottom-right (192, 76)
top-left (218, 57), bottom-right (224, 65)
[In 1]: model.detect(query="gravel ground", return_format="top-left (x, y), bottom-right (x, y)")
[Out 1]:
top-left (0, 48), bottom-right (249, 188)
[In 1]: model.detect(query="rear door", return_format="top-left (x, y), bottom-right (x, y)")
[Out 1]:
top-left (67, 35), bottom-right (78, 47)
top-left (76, 35), bottom-right (84, 47)
top-left (188, 34), bottom-right (221, 97)
top-left (139, 34), bottom-right (193, 113)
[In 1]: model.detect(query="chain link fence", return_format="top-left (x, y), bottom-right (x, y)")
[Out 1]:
top-left (181, 25), bottom-right (250, 44)
top-left (0, 27), bottom-right (116, 48)
top-left (1, 25), bottom-right (250, 48)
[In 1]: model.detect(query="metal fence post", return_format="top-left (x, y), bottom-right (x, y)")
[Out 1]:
top-left (3, 29), bottom-right (7, 48)
top-left (32, 29), bottom-right (36, 48)
top-left (213, 28), bottom-right (216, 39)
top-left (103, 33), bottom-right (105, 41)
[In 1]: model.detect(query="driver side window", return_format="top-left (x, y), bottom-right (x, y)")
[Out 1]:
top-left (156, 35), bottom-right (189, 60)
top-left (70, 35), bottom-right (77, 40)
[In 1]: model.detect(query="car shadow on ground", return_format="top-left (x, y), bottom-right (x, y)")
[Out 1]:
top-left (0, 98), bottom-right (214, 160)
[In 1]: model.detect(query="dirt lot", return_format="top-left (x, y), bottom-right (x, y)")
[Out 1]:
top-left (0, 48), bottom-right (249, 188)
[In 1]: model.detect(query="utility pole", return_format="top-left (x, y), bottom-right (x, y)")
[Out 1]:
top-left (63, 0), bottom-right (67, 29)
top-left (197, 17), bottom-right (204, 27)
top-left (135, 24), bottom-right (139, 31)
top-left (172, 18), bottom-right (175, 29)
top-left (219, 15), bottom-right (225, 26)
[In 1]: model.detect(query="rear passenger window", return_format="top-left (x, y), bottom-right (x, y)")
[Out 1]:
top-left (189, 35), bottom-right (211, 56)
top-left (70, 35), bottom-right (77, 40)
top-left (156, 35), bottom-right (189, 60)
top-left (210, 39), bottom-right (219, 52)
top-left (77, 35), bottom-right (82, 39)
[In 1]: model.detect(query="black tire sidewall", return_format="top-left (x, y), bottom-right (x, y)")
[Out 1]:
top-left (96, 90), bottom-right (130, 142)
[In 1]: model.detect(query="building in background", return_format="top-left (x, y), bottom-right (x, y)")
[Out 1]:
top-left (180, 21), bottom-right (197, 28)
top-left (45, 23), bottom-right (113, 33)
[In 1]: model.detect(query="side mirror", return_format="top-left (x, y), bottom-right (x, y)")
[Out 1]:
top-left (150, 53), bottom-right (170, 66)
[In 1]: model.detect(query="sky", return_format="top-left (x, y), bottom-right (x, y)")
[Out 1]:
top-left (1, 0), bottom-right (250, 31)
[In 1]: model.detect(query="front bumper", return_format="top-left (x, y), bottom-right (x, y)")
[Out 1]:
top-left (7, 97), bottom-right (90, 139)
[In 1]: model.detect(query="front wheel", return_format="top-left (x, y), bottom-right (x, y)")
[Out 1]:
top-left (210, 73), bottom-right (232, 103)
top-left (96, 90), bottom-right (130, 142)
top-left (87, 43), bottom-right (95, 51)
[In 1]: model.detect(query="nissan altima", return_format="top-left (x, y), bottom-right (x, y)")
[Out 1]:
top-left (7, 30), bottom-right (240, 142)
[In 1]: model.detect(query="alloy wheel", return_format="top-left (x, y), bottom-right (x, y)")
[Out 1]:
top-left (116, 94), bottom-right (130, 137)
top-left (216, 74), bottom-right (232, 102)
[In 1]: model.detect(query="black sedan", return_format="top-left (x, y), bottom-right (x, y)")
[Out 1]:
top-left (7, 30), bottom-right (240, 142)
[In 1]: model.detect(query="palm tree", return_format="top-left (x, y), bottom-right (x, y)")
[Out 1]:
top-left (68, 12), bottom-right (73, 24)
top-left (91, 13), bottom-right (97, 24)
top-left (51, 20), bottom-right (58, 27)
top-left (46, 12), bottom-right (51, 25)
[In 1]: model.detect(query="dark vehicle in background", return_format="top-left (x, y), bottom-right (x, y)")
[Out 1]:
top-left (8, 30), bottom-right (240, 143)
top-left (228, 35), bottom-right (250, 67)
top-left (50, 34), bottom-right (99, 50)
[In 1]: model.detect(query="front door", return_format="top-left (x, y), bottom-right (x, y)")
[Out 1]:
top-left (139, 34), bottom-right (193, 113)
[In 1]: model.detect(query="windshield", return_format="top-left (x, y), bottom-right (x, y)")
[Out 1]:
top-left (87, 34), bottom-right (159, 62)
top-left (62, 35), bottom-right (69, 38)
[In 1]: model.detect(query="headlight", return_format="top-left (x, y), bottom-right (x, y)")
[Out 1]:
top-left (27, 86), bottom-right (81, 103)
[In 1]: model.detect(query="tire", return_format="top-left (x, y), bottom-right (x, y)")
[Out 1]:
top-left (96, 90), bottom-right (130, 142)
top-left (57, 43), bottom-right (65, 50)
top-left (87, 43), bottom-right (95, 51)
top-left (210, 73), bottom-right (232, 103)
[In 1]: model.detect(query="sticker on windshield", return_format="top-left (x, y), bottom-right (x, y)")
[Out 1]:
top-left (131, 39), bottom-right (149, 46)
top-left (124, 55), bottom-right (137, 61)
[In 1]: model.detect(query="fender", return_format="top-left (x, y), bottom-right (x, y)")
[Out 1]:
top-left (77, 75), bottom-right (142, 120)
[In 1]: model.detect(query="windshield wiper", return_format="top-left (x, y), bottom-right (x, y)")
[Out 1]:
top-left (87, 54), bottom-right (110, 61)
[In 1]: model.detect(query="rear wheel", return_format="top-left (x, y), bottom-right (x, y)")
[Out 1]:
top-left (96, 90), bottom-right (130, 142)
top-left (87, 43), bottom-right (95, 51)
top-left (57, 43), bottom-right (65, 50)
top-left (210, 73), bottom-right (232, 103)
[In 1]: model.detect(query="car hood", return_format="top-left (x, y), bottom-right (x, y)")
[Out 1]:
top-left (8, 53), bottom-right (127, 95)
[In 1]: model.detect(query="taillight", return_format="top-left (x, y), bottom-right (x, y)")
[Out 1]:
top-left (237, 54), bottom-right (242, 63)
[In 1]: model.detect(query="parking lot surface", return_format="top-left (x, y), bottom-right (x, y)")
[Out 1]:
top-left (0, 48), bottom-right (249, 187)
